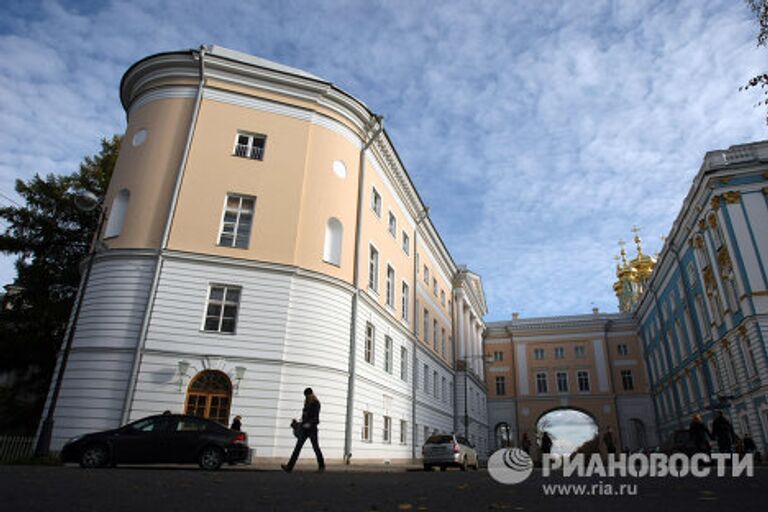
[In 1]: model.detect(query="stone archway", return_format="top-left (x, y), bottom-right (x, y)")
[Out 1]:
top-left (536, 407), bottom-right (599, 456)
top-left (185, 370), bottom-right (232, 425)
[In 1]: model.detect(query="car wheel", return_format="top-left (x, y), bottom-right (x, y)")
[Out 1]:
top-left (460, 456), bottom-right (467, 472)
top-left (199, 446), bottom-right (224, 470)
top-left (423, 464), bottom-right (432, 472)
top-left (80, 445), bottom-right (108, 468)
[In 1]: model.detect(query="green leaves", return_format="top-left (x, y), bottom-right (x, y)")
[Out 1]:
top-left (0, 135), bottom-right (121, 434)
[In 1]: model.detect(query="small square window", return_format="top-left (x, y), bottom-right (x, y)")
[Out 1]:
top-left (233, 132), bottom-right (266, 160)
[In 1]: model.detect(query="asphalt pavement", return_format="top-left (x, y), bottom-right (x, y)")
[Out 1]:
top-left (2, 464), bottom-right (767, 512)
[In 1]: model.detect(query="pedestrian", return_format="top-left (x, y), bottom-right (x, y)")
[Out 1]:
top-left (711, 411), bottom-right (736, 453)
top-left (521, 433), bottom-right (531, 454)
top-left (230, 415), bottom-right (242, 431)
top-left (689, 413), bottom-right (711, 454)
top-left (282, 387), bottom-right (325, 472)
top-left (603, 426), bottom-right (616, 454)
top-left (743, 433), bottom-right (757, 454)
top-left (540, 431), bottom-right (553, 455)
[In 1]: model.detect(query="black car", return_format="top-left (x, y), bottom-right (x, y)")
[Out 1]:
top-left (60, 414), bottom-right (250, 470)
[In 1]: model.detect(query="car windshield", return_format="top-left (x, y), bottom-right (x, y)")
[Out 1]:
top-left (425, 435), bottom-right (453, 444)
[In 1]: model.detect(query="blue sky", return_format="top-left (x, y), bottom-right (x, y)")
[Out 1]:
top-left (0, 0), bottom-right (765, 320)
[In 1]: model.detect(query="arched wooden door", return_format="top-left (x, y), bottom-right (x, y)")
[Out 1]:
top-left (185, 370), bottom-right (232, 425)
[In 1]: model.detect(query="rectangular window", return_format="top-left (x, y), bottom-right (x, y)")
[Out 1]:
top-left (362, 412), bottom-right (372, 441)
top-left (617, 344), bottom-right (629, 356)
top-left (233, 132), bottom-right (266, 160)
top-left (433, 320), bottom-right (438, 350)
top-left (536, 372), bottom-right (548, 394)
top-left (493, 351), bottom-right (504, 362)
top-left (423, 265), bottom-right (429, 285)
top-left (402, 232), bottom-right (410, 255)
top-left (388, 211), bottom-right (397, 237)
top-left (386, 265), bottom-right (395, 307)
top-left (383, 416), bottom-right (391, 443)
top-left (423, 364), bottom-right (429, 393)
top-left (368, 245), bottom-right (379, 292)
top-left (442, 377), bottom-right (447, 402)
top-left (401, 282), bottom-right (410, 321)
top-left (554, 347), bottom-right (564, 359)
top-left (384, 336), bottom-right (393, 373)
top-left (440, 290), bottom-right (446, 306)
top-left (575, 346), bottom-right (586, 358)
top-left (577, 371), bottom-right (591, 392)
top-left (365, 322), bottom-right (375, 364)
top-left (423, 309), bottom-right (430, 342)
top-left (218, 195), bottom-right (255, 248)
top-left (495, 376), bottom-right (506, 395)
top-left (533, 348), bottom-right (545, 360)
top-left (621, 370), bottom-right (634, 391)
top-left (400, 420), bottom-right (407, 444)
top-left (557, 371), bottom-right (568, 392)
top-left (203, 285), bottom-right (241, 333)
top-left (400, 346), bottom-right (408, 381)
top-left (433, 370), bottom-right (438, 397)
top-left (371, 188), bottom-right (381, 217)
top-left (441, 328), bottom-right (446, 356)
top-left (432, 278), bottom-right (437, 296)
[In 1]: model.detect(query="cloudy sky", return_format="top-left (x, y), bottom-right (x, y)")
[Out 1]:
top-left (0, 0), bottom-right (765, 320)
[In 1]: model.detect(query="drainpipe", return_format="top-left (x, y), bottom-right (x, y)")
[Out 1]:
top-left (343, 114), bottom-right (384, 463)
top-left (121, 45), bottom-right (209, 424)
top-left (411, 208), bottom-right (429, 460)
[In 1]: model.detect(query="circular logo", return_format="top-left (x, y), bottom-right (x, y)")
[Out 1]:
top-left (487, 448), bottom-right (534, 485)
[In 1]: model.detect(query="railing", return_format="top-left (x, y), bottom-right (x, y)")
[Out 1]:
top-left (0, 436), bottom-right (34, 464)
top-left (234, 143), bottom-right (264, 160)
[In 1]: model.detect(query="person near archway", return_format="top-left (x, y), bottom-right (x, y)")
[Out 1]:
top-left (230, 415), bottom-right (242, 431)
top-left (712, 411), bottom-right (736, 453)
top-left (282, 387), bottom-right (325, 472)
top-left (603, 426), bottom-right (616, 454)
top-left (540, 431), bottom-right (553, 454)
top-left (521, 433), bottom-right (531, 454)
top-left (689, 413), bottom-right (711, 454)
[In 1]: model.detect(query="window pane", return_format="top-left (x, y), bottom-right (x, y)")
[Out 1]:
top-left (241, 198), bottom-right (255, 211)
top-left (222, 305), bottom-right (238, 318)
top-left (206, 304), bottom-right (222, 317)
top-left (204, 317), bottom-right (220, 331)
top-left (209, 288), bottom-right (224, 301)
top-left (227, 196), bottom-right (241, 209)
top-left (221, 318), bottom-right (236, 333)
top-left (219, 234), bottom-right (234, 246)
top-left (225, 289), bottom-right (240, 303)
top-left (234, 236), bottom-right (248, 248)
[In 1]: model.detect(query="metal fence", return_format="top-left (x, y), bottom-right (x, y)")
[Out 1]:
top-left (0, 436), bottom-right (33, 463)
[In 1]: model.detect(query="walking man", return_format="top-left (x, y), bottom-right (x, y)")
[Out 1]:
top-left (689, 413), bottom-right (711, 454)
top-left (282, 387), bottom-right (325, 472)
top-left (712, 411), bottom-right (736, 453)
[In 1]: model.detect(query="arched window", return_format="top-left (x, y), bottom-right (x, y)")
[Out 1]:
top-left (323, 217), bottom-right (343, 266)
top-left (104, 189), bottom-right (130, 238)
top-left (185, 370), bottom-right (232, 425)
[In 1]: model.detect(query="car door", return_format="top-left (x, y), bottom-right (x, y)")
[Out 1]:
top-left (111, 416), bottom-right (174, 464)
top-left (166, 417), bottom-right (210, 463)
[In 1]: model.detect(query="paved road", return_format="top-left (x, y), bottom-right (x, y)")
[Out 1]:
top-left (2, 465), bottom-right (767, 512)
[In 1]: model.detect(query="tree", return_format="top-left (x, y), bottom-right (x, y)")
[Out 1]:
top-left (0, 136), bottom-right (120, 434)
top-left (741, 0), bottom-right (768, 124)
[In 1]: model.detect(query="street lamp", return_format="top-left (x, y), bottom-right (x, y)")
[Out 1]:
top-left (34, 190), bottom-right (106, 457)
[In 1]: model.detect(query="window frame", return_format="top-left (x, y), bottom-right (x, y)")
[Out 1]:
top-left (232, 131), bottom-right (266, 161)
top-left (368, 243), bottom-right (379, 293)
top-left (362, 411), bottom-right (373, 442)
top-left (384, 335), bottom-right (393, 374)
top-left (386, 264), bottom-right (395, 307)
top-left (217, 194), bottom-right (256, 249)
top-left (365, 322), bottom-right (375, 364)
top-left (388, 211), bottom-right (397, 237)
top-left (371, 187), bottom-right (382, 217)
top-left (201, 284), bottom-right (242, 334)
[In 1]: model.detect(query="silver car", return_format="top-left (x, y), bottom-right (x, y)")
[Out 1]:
top-left (422, 434), bottom-right (479, 471)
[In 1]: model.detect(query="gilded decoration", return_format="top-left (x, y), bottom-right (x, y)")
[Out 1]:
top-left (698, 219), bottom-right (707, 230)
top-left (691, 236), bottom-right (704, 249)
top-left (738, 326), bottom-right (747, 336)
top-left (717, 247), bottom-right (733, 276)
top-left (707, 214), bottom-right (718, 228)
top-left (724, 191), bottom-right (741, 204)
top-left (711, 196), bottom-right (721, 210)
top-left (719, 177), bottom-right (732, 185)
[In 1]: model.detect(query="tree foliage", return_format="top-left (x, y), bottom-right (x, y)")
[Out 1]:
top-left (0, 136), bottom-right (120, 434)
top-left (742, 0), bottom-right (768, 124)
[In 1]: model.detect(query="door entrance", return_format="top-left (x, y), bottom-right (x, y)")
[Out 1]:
top-left (185, 370), bottom-right (232, 425)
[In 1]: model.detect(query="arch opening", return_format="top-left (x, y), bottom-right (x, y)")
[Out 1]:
top-left (185, 370), bottom-right (232, 425)
top-left (536, 408), bottom-right (598, 456)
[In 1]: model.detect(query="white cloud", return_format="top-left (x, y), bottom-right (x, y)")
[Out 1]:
top-left (0, 0), bottom-right (764, 320)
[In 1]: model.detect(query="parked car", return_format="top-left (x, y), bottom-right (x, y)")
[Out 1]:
top-left (60, 414), bottom-right (250, 470)
top-left (422, 434), bottom-right (479, 471)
